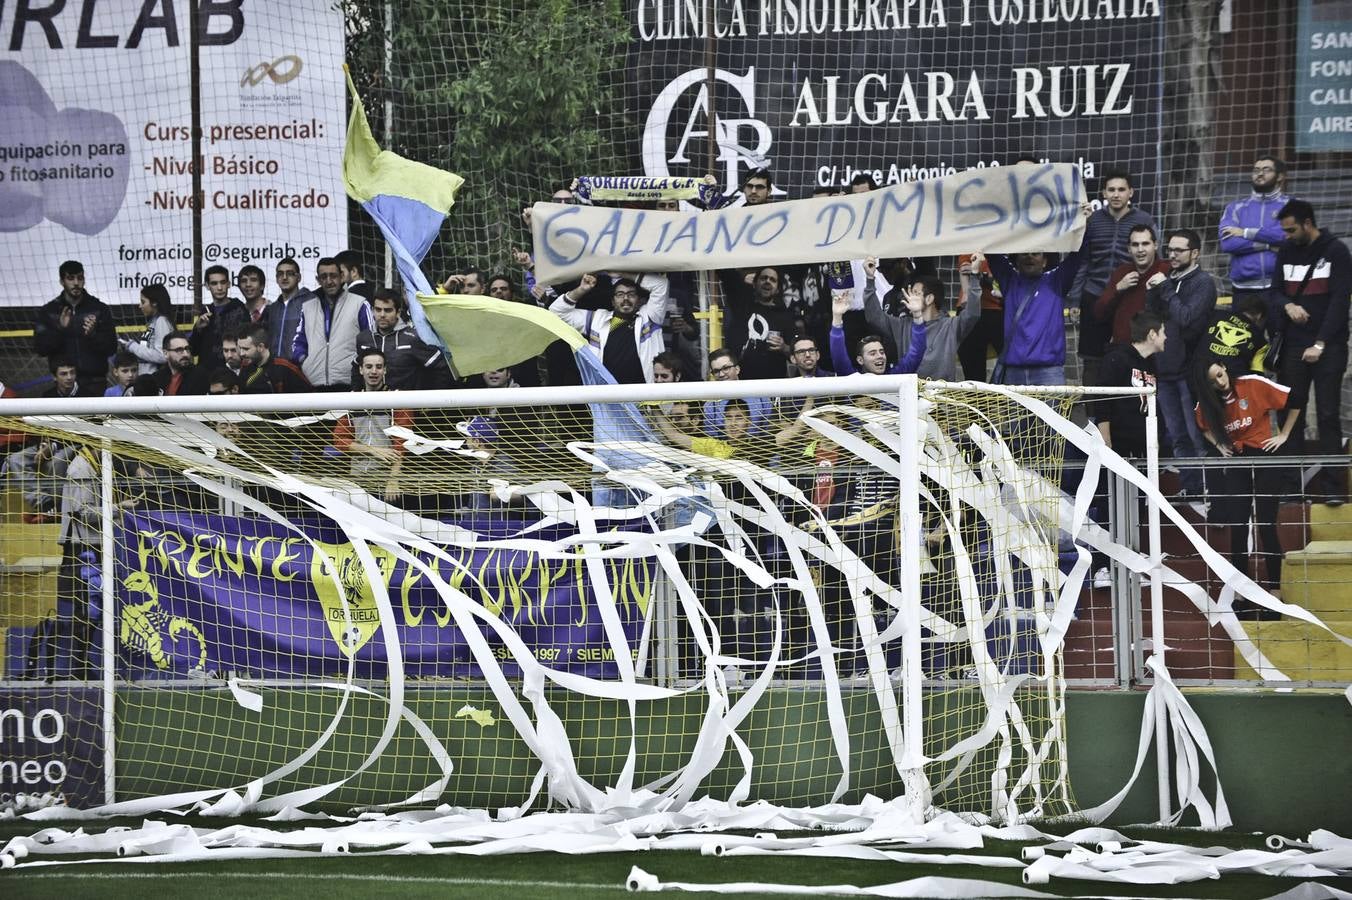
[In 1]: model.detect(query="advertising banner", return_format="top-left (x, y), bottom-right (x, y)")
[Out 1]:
top-left (0, 1), bottom-right (346, 305)
top-left (0, 687), bottom-right (104, 809)
top-left (630, 0), bottom-right (1164, 205)
top-left (1295, 0), bottom-right (1352, 151)
top-left (114, 511), bottom-right (651, 680)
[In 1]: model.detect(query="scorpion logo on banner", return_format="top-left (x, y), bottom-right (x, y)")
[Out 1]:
top-left (119, 571), bottom-right (208, 673)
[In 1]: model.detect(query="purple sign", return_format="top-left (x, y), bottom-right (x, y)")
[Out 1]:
top-left (114, 511), bottom-right (651, 680)
top-left (0, 686), bottom-right (104, 809)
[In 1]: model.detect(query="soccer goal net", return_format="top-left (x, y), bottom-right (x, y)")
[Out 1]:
top-left (0, 376), bottom-right (1102, 823)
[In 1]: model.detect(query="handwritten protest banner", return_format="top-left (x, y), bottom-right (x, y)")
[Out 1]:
top-left (532, 162), bottom-right (1086, 283)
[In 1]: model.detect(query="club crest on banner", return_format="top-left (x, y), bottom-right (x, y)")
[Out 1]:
top-left (310, 541), bottom-right (397, 656)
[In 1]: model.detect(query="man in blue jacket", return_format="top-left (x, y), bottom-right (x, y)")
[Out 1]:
top-left (1219, 155), bottom-right (1290, 305)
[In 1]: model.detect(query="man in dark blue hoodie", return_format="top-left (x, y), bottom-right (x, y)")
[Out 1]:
top-left (1272, 199), bottom-right (1352, 464)
top-left (1146, 228), bottom-right (1218, 494)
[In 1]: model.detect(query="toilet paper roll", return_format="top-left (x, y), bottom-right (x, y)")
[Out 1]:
top-left (1022, 867), bottom-right (1049, 885)
top-left (1021, 846), bottom-right (1045, 860)
top-left (700, 841), bottom-right (725, 857)
top-left (626, 865), bottom-right (660, 892)
top-left (320, 839), bottom-right (350, 854)
top-left (116, 842), bottom-right (140, 858)
top-left (0, 853), bottom-right (15, 869)
top-left (1096, 840), bottom-right (1122, 853)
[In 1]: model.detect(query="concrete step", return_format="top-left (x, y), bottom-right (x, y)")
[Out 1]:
top-left (1063, 613), bottom-right (1235, 682)
top-left (1280, 541), bottom-right (1352, 617)
top-left (1311, 502), bottom-right (1352, 543)
top-left (1232, 618), bottom-right (1352, 681)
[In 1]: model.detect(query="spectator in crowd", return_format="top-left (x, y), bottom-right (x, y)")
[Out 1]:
top-left (718, 266), bottom-right (796, 380)
top-left (956, 253), bottom-right (1003, 382)
top-left (487, 274), bottom-right (515, 301)
top-left (3, 357), bottom-right (86, 521)
top-left (127, 375), bottom-right (160, 397)
top-left (1219, 155), bottom-right (1290, 304)
top-left (238, 264), bottom-right (269, 324)
top-left (983, 240), bottom-right (1087, 386)
top-left (221, 328), bottom-right (244, 378)
top-left (741, 169), bottom-right (773, 206)
top-left (1146, 228), bottom-right (1218, 495)
top-left (335, 249), bottom-right (374, 301)
top-left (237, 324), bottom-right (311, 394)
top-left (294, 257), bottom-right (374, 390)
top-left (549, 271), bottom-right (671, 384)
top-left (1096, 310), bottom-right (1166, 457)
top-left (1076, 170), bottom-right (1156, 385)
top-left (862, 259), bottom-right (976, 380)
top-left (830, 290), bottom-right (927, 376)
top-left (441, 269), bottom-right (487, 295)
top-left (1094, 224), bottom-right (1170, 347)
top-left (268, 257), bottom-right (311, 362)
top-left (1192, 357), bottom-right (1301, 609)
top-left (51, 442), bottom-right (134, 678)
top-left (1270, 199), bottom-right (1351, 472)
top-left (355, 288), bottom-right (456, 391)
top-left (191, 265), bottom-right (248, 370)
top-left (122, 284), bottom-right (175, 375)
top-left (703, 348), bottom-right (773, 438)
top-left (332, 349), bottom-right (412, 501)
top-left (153, 333), bottom-right (207, 396)
top-left (789, 335), bottom-right (832, 378)
top-left (206, 368), bottom-right (240, 396)
top-left (651, 396), bottom-right (813, 461)
top-left (45, 356), bottom-right (93, 398)
top-left (104, 351), bottom-right (140, 397)
top-left (1203, 294), bottom-right (1269, 375)
top-left (33, 260), bottom-right (117, 385)
top-left (652, 350), bottom-right (683, 384)
top-left (849, 172), bottom-right (879, 193)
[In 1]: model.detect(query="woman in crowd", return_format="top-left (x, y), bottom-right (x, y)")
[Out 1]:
top-left (1191, 356), bottom-right (1301, 614)
top-left (122, 284), bottom-right (176, 375)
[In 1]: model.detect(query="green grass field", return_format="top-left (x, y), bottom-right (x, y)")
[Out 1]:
top-left (2, 818), bottom-right (1349, 899)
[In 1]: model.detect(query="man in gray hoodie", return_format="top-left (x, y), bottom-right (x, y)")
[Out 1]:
top-left (861, 257), bottom-right (979, 381)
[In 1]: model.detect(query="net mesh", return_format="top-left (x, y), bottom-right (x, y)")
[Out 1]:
top-left (0, 381), bottom-right (1082, 820)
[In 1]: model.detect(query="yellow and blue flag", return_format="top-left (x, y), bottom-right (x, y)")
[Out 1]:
top-left (342, 66), bottom-right (463, 351)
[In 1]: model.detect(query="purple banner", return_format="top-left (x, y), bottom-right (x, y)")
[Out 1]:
top-left (114, 511), bottom-right (651, 680)
top-left (0, 686), bottom-right (104, 808)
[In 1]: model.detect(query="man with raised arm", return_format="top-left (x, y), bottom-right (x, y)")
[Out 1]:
top-left (861, 258), bottom-right (977, 381)
top-left (549, 271), bottom-right (671, 384)
top-left (830, 289), bottom-right (926, 377)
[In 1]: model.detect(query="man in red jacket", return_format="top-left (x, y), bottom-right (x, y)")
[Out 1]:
top-left (1095, 224), bottom-right (1170, 347)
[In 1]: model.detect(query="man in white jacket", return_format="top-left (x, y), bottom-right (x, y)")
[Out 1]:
top-left (549, 272), bottom-right (671, 383)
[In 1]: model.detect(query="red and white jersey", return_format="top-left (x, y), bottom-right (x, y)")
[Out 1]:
top-left (1195, 374), bottom-right (1290, 451)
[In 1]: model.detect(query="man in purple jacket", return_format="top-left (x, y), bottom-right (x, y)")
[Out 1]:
top-left (982, 244), bottom-right (1087, 386)
top-left (1219, 155), bottom-right (1290, 306)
